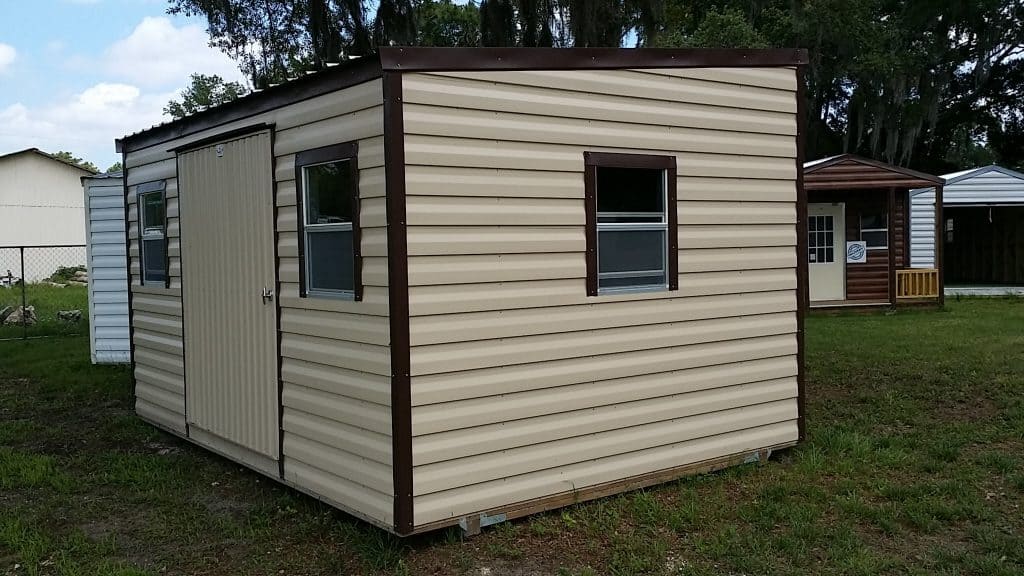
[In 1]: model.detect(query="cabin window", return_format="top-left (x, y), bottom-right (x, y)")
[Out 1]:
top-left (860, 212), bottom-right (888, 249)
top-left (584, 152), bottom-right (678, 296)
top-left (295, 142), bottom-right (361, 300)
top-left (138, 181), bottom-right (167, 286)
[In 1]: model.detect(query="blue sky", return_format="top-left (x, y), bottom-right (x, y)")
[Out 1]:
top-left (0, 0), bottom-right (247, 169)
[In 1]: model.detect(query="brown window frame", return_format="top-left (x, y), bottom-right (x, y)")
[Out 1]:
top-left (137, 180), bottom-right (169, 288)
top-left (294, 141), bottom-right (362, 301)
top-left (584, 152), bottom-right (678, 297)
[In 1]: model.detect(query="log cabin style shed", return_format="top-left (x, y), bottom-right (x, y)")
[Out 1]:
top-left (803, 154), bottom-right (945, 309)
top-left (116, 47), bottom-right (809, 535)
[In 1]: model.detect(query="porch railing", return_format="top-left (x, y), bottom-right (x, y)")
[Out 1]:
top-left (896, 268), bottom-right (940, 299)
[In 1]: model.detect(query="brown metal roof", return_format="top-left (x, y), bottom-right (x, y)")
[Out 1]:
top-left (117, 47), bottom-right (809, 154)
top-left (803, 154), bottom-right (943, 190)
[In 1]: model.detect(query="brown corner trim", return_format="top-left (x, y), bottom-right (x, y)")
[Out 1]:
top-left (887, 188), bottom-right (897, 308)
top-left (293, 141), bottom-right (363, 300)
top-left (169, 123), bottom-right (274, 154)
top-left (121, 150), bottom-right (137, 398)
top-left (119, 57), bottom-right (382, 154)
top-left (935, 185), bottom-right (945, 307)
top-left (379, 47), bottom-right (808, 71)
top-left (583, 152), bottom-right (678, 296)
top-left (794, 65), bottom-right (809, 443)
top-left (383, 71), bottom-right (414, 535)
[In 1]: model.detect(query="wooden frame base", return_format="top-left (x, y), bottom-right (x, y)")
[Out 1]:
top-left (408, 441), bottom-right (798, 535)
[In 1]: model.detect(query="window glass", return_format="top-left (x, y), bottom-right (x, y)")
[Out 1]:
top-left (142, 238), bottom-right (166, 283)
top-left (861, 230), bottom-right (888, 248)
top-left (139, 189), bottom-right (166, 284)
top-left (860, 212), bottom-right (888, 248)
top-left (595, 166), bottom-right (668, 292)
top-left (142, 192), bottom-right (165, 233)
top-left (596, 167), bottom-right (664, 221)
top-left (305, 160), bottom-right (353, 225)
top-left (306, 229), bottom-right (353, 292)
top-left (301, 153), bottom-right (357, 297)
top-left (599, 230), bottom-right (666, 274)
top-left (807, 215), bottom-right (835, 263)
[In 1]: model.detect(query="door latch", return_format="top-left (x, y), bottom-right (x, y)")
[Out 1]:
top-left (261, 286), bottom-right (274, 304)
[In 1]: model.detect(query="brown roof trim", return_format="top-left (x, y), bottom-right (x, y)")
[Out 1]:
top-left (803, 154), bottom-right (944, 186)
top-left (378, 47), bottom-right (808, 71)
top-left (117, 56), bottom-right (382, 154)
top-left (118, 47), bottom-right (807, 155)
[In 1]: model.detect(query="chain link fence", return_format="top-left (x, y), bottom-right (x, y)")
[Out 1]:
top-left (0, 245), bottom-right (90, 340)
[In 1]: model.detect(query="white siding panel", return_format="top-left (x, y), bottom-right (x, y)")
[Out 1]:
top-left (414, 420), bottom-right (798, 525)
top-left (84, 177), bottom-right (130, 365)
top-left (403, 69), bottom-right (800, 527)
top-left (910, 190), bottom-right (936, 268)
top-left (126, 78), bottom-right (392, 528)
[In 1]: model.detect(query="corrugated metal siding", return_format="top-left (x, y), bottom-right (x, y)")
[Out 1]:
top-left (126, 78), bottom-right (392, 527)
top-left (84, 176), bottom-right (130, 364)
top-left (910, 170), bottom-right (1024, 268)
top-left (911, 190), bottom-right (936, 268)
top-left (179, 132), bottom-right (279, 459)
top-left (402, 68), bottom-right (800, 526)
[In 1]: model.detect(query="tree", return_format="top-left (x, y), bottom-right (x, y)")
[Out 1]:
top-left (50, 151), bottom-right (98, 173)
top-left (106, 161), bottom-right (123, 174)
top-left (657, 0), bottom-right (1024, 173)
top-left (415, 0), bottom-right (480, 47)
top-left (164, 73), bottom-right (247, 120)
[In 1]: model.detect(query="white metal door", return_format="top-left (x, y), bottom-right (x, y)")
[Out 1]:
top-left (179, 132), bottom-right (279, 459)
top-left (808, 203), bottom-right (846, 302)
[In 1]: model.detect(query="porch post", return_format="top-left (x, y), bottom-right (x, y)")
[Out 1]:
top-left (935, 184), bottom-right (944, 306)
top-left (888, 187), bottom-right (897, 306)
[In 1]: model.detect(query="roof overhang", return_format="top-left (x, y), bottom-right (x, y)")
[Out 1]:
top-left (117, 47), bottom-right (809, 155)
top-left (804, 154), bottom-right (943, 190)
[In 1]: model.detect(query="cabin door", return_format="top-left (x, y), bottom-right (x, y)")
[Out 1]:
top-left (808, 203), bottom-right (846, 302)
top-left (178, 131), bottom-right (280, 466)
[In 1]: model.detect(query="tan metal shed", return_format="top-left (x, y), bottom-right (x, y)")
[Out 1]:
top-left (116, 47), bottom-right (809, 536)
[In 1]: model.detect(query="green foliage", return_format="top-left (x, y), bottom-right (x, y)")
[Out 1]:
top-left (49, 150), bottom-right (98, 173)
top-left (48, 265), bottom-right (86, 283)
top-left (106, 161), bottom-right (123, 174)
top-left (415, 0), bottom-right (480, 47)
top-left (658, 6), bottom-right (767, 48)
top-left (164, 73), bottom-right (247, 120)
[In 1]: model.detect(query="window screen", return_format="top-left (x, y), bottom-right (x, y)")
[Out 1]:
top-left (590, 161), bottom-right (673, 294)
top-left (138, 186), bottom-right (166, 285)
top-left (296, 142), bottom-right (360, 299)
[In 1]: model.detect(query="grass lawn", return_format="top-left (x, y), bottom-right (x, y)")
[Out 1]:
top-left (0, 284), bottom-right (89, 340)
top-left (2, 299), bottom-right (1023, 575)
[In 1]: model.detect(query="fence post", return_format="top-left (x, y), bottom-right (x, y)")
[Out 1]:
top-left (19, 246), bottom-right (26, 340)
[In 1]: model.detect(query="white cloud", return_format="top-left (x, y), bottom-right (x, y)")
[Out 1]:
top-left (0, 44), bottom-right (16, 73)
top-left (0, 16), bottom-right (249, 169)
top-left (103, 17), bottom-right (247, 89)
top-left (0, 82), bottom-right (174, 169)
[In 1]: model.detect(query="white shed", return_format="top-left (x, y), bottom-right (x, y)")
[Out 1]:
top-left (911, 165), bottom-right (1024, 285)
top-left (0, 148), bottom-right (94, 280)
top-left (83, 172), bottom-right (130, 364)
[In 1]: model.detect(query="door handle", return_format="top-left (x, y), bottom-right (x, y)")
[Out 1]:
top-left (261, 286), bottom-right (274, 304)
